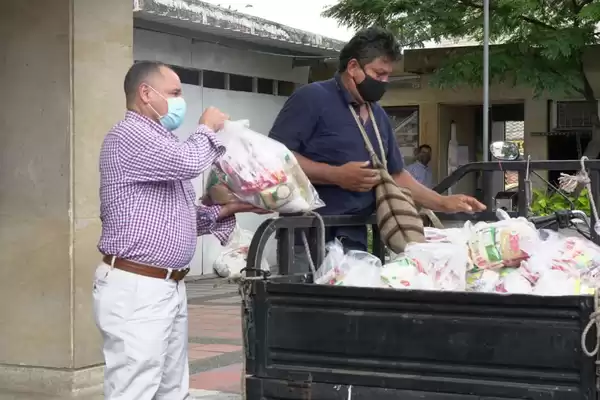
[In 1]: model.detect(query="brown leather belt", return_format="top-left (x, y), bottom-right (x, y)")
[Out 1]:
top-left (102, 255), bottom-right (190, 282)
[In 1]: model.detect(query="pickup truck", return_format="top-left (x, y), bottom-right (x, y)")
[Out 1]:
top-left (240, 159), bottom-right (600, 400)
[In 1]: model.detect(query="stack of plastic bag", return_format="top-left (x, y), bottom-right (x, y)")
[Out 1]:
top-left (520, 232), bottom-right (598, 295)
top-left (313, 240), bottom-right (383, 288)
top-left (464, 226), bottom-right (600, 295)
top-left (206, 120), bottom-right (324, 213)
top-left (315, 210), bottom-right (600, 297)
top-left (383, 242), bottom-right (469, 291)
top-left (466, 217), bottom-right (539, 270)
top-left (213, 226), bottom-right (269, 279)
top-left (380, 256), bottom-right (435, 290)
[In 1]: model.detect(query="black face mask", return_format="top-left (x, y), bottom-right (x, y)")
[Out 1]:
top-left (355, 71), bottom-right (388, 103)
top-left (419, 153), bottom-right (432, 165)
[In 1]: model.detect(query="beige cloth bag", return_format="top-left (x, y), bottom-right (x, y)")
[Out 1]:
top-left (349, 105), bottom-right (426, 253)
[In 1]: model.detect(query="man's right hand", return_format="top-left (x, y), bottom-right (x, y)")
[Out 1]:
top-left (199, 107), bottom-right (229, 132)
top-left (333, 161), bottom-right (381, 192)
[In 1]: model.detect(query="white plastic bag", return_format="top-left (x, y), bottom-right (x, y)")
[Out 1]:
top-left (466, 217), bottom-right (539, 269)
top-left (404, 242), bottom-right (469, 291)
top-left (313, 240), bottom-right (347, 285)
top-left (213, 226), bottom-right (269, 279)
top-left (494, 268), bottom-right (533, 294)
top-left (533, 269), bottom-right (590, 296)
top-left (381, 257), bottom-right (435, 290)
top-left (466, 268), bottom-right (500, 292)
top-left (314, 240), bottom-right (383, 287)
top-left (424, 227), bottom-right (470, 245)
top-left (206, 120), bottom-right (324, 213)
top-left (524, 233), bottom-right (600, 294)
top-left (342, 250), bottom-right (384, 288)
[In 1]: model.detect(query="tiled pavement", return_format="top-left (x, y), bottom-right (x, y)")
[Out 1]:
top-left (186, 279), bottom-right (244, 399)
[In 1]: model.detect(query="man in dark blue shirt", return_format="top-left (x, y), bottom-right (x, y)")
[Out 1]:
top-left (270, 27), bottom-right (484, 271)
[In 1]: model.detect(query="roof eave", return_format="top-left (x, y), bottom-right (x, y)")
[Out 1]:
top-left (134, 0), bottom-right (345, 57)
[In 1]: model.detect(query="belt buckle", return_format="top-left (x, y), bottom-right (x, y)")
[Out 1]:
top-left (165, 268), bottom-right (190, 281)
top-left (179, 268), bottom-right (190, 280)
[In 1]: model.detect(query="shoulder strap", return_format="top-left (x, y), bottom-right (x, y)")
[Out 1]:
top-left (348, 104), bottom-right (387, 170)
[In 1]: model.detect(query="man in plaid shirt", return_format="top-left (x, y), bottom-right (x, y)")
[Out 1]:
top-left (94, 61), bottom-right (260, 399)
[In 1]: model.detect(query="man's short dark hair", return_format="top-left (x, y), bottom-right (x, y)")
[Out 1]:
top-left (338, 26), bottom-right (401, 72)
top-left (123, 61), bottom-right (167, 105)
top-left (418, 144), bottom-right (432, 152)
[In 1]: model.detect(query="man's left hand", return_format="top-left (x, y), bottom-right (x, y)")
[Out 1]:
top-left (440, 194), bottom-right (486, 213)
top-left (219, 202), bottom-right (270, 219)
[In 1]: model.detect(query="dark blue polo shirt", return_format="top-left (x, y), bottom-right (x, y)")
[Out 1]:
top-left (269, 73), bottom-right (405, 249)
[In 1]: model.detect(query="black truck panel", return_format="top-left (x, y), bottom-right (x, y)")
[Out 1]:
top-left (244, 276), bottom-right (597, 399)
top-left (243, 160), bottom-right (600, 399)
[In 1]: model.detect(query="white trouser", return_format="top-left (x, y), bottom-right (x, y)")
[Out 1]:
top-left (93, 263), bottom-right (189, 400)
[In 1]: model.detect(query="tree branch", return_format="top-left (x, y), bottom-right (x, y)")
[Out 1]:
top-left (577, 0), bottom-right (595, 12)
top-left (455, 0), bottom-right (558, 31)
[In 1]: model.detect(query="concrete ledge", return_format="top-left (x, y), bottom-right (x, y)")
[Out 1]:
top-left (0, 364), bottom-right (103, 399)
top-left (190, 389), bottom-right (241, 399)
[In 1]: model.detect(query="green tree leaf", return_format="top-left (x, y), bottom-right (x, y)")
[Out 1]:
top-left (324, 0), bottom-right (600, 156)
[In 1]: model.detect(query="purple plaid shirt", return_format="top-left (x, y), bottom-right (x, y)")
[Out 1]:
top-left (98, 111), bottom-right (235, 269)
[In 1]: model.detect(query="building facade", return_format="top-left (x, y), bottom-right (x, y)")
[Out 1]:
top-left (133, 1), bottom-right (344, 276)
top-left (0, 0), bottom-right (343, 397)
top-left (382, 46), bottom-right (600, 195)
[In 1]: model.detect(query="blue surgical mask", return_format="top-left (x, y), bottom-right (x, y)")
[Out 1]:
top-left (159, 96), bottom-right (187, 131)
top-left (148, 86), bottom-right (187, 131)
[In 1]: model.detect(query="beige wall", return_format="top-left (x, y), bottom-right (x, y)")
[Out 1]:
top-left (382, 57), bottom-right (600, 182)
top-left (438, 105), bottom-right (478, 194)
top-left (0, 0), bottom-right (132, 397)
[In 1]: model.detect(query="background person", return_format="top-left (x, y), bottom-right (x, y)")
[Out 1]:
top-left (406, 144), bottom-right (434, 188)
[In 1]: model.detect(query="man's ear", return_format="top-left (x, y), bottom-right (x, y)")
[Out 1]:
top-left (138, 84), bottom-right (152, 105)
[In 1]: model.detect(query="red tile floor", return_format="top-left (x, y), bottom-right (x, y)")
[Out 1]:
top-left (186, 280), bottom-right (244, 394)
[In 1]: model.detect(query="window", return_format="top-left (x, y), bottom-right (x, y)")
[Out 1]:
top-left (169, 65), bottom-right (200, 86)
top-left (277, 81), bottom-right (296, 97)
top-left (202, 70), bottom-right (226, 89)
top-left (257, 78), bottom-right (275, 95)
top-left (556, 101), bottom-right (595, 130)
top-left (385, 106), bottom-right (420, 161)
top-left (229, 74), bottom-right (254, 93)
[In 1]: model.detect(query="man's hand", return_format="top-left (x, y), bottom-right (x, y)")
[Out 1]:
top-left (199, 106), bottom-right (229, 132)
top-left (333, 161), bottom-right (381, 192)
top-left (440, 194), bottom-right (486, 213)
top-left (218, 201), bottom-right (270, 219)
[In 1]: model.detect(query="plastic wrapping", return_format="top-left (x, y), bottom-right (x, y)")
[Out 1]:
top-left (213, 226), bottom-right (269, 279)
top-left (466, 217), bottom-right (539, 269)
top-left (494, 268), bottom-right (533, 294)
top-left (523, 232), bottom-right (600, 294)
top-left (466, 268), bottom-right (500, 293)
top-left (316, 215), bottom-right (600, 296)
top-left (314, 240), bottom-right (383, 287)
top-left (403, 242), bottom-right (469, 291)
top-left (206, 120), bottom-right (324, 213)
top-left (381, 257), bottom-right (435, 290)
top-left (424, 227), bottom-right (469, 245)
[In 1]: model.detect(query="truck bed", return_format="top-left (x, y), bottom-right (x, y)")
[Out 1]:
top-left (243, 275), bottom-right (598, 400)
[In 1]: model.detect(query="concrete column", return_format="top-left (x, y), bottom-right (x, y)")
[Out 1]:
top-left (419, 103), bottom-right (440, 183)
top-left (0, 0), bottom-right (132, 398)
top-left (524, 99), bottom-right (549, 160)
top-left (524, 99), bottom-right (549, 185)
